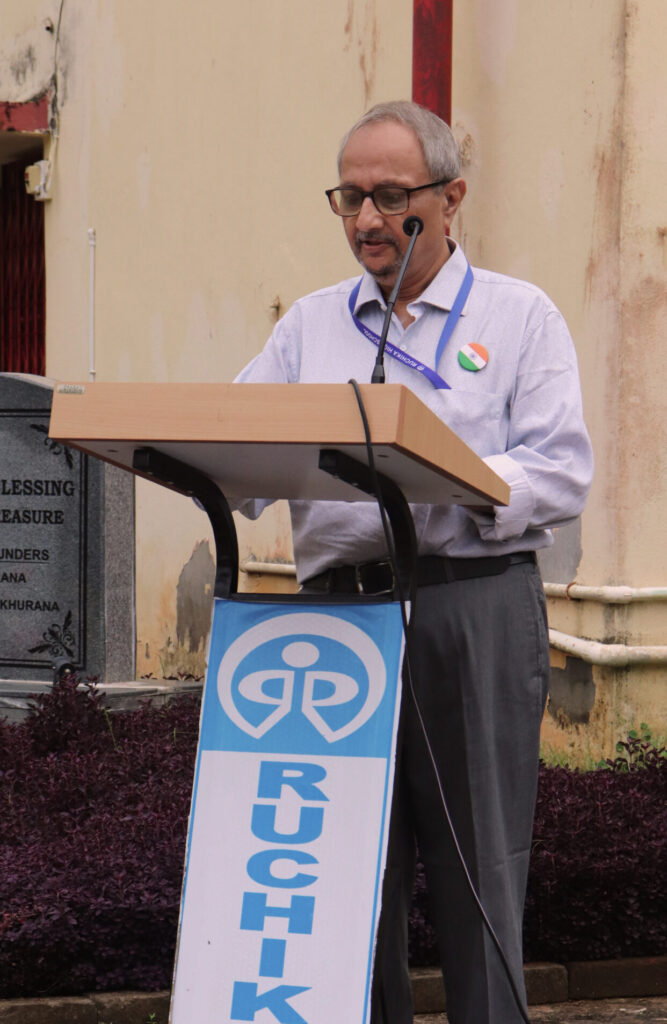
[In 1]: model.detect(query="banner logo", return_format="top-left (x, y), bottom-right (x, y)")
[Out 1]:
top-left (217, 612), bottom-right (386, 742)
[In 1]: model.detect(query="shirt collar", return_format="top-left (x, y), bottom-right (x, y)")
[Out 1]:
top-left (353, 237), bottom-right (471, 317)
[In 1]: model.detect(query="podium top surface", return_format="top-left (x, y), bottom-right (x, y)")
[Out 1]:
top-left (48, 382), bottom-right (509, 507)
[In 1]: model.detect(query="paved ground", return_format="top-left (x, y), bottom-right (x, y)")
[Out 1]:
top-left (415, 996), bottom-right (667, 1023)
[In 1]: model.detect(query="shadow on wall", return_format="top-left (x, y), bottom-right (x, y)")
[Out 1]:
top-left (159, 540), bottom-right (215, 679)
top-left (537, 518), bottom-right (583, 584)
top-left (548, 657), bottom-right (596, 726)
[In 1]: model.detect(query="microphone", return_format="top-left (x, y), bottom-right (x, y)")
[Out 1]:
top-left (371, 216), bottom-right (424, 384)
top-left (402, 215), bottom-right (424, 237)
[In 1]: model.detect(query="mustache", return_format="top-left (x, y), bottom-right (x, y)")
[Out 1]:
top-left (354, 231), bottom-right (399, 248)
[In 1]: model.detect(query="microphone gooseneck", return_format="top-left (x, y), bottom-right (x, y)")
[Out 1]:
top-left (371, 217), bottom-right (424, 384)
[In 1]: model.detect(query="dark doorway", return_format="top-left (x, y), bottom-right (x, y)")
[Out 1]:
top-left (0, 157), bottom-right (46, 374)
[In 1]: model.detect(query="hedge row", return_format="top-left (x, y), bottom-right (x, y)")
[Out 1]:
top-left (0, 679), bottom-right (665, 998)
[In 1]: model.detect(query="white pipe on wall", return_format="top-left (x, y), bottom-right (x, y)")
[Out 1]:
top-left (240, 565), bottom-right (667, 606)
top-left (544, 583), bottom-right (667, 604)
top-left (236, 562), bottom-right (667, 666)
top-left (88, 228), bottom-right (96, 382)
top-left (549, 629), bottom-right (667, 666)
top-left (240, 559), bottom-right (297, 576)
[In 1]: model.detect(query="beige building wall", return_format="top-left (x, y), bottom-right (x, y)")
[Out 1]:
top-left (2, 1), bottom-right (664, 761)
top-left (1, 0), bottom-right (412, 678)
top-left (451, 0), bottom-right (667, 763)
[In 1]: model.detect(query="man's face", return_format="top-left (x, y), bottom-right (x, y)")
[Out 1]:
top-left (338, 120), bottom-right (465, 297)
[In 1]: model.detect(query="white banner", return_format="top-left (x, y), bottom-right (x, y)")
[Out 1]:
top-left (171, 599), bottom-right (405, 1024)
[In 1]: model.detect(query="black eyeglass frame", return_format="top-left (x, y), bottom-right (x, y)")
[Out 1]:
top-left (325, 178), bottom-right (450, 217)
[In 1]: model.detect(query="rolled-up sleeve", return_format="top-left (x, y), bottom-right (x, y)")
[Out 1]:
top-left (467, 310), bottom-right (594, 541)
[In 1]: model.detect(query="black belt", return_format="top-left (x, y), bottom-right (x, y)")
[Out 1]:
top-left (302, 552), bottom-right (536, 596)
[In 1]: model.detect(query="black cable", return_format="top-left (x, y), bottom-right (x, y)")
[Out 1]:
top-left (347, 380), bottom-right (417, 613)
top-left (348, 378), bottom-right (532, 1024)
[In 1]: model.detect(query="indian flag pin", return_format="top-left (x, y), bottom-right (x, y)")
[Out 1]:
top-left (458, 342), bottom-right (489, 372)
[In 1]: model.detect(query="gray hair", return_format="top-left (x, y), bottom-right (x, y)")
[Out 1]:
top-left (337, 100), bottom-right (461, 181)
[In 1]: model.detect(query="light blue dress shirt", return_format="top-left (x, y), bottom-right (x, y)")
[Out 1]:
top-left (235, 241), bottom-right (594, 582)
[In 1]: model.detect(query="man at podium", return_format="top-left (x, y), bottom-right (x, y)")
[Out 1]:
top-left (235, 101), bottom-right (593, 1024)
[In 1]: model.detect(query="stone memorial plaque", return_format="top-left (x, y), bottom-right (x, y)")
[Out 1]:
top-left (1, 406), bottom-right (87, 671)
top-left (0, 374), bottom-right (135, 683)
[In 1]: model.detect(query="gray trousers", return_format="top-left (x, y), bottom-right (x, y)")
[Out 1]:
top-left (371, 560), bottom-right (549, 1024)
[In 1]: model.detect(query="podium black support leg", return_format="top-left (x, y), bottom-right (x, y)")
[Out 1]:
top-left (132, 446), bottom-right (239, 599)
top-left (319, 448), bottom-right (418, 602)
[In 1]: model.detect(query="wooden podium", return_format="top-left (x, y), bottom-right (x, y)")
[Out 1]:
top-left (48, 382), bottom-right (509, 1024)
top-left (49, 381), bottom-right (507, 507)
top-left (50, 381), bottom-right (508, 598)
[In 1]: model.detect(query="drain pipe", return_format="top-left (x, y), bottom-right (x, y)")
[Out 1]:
top-left (88, 228), bottom-right (96, 381)
top-left (236, 568), bottom-right (667, 665)
top-left (546, 580), bottom-right (667, 665)
top-left (544, 582), bottom-right (667, 604)
top-left (240, 559), bottom-right (297, 577)
top-left (549, 629), bottom-right (667, 667)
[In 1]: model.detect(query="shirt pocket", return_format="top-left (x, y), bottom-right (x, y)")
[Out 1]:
top-left (424, 388), bottom-right (509, 457)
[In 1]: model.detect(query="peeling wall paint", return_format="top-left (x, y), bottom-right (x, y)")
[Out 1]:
top-left (548, 658), bottom-right (596, 727)
top-left (175, 540), bottom-right (215, 655)
top-left (537, 519), bottom-right (583, 587)
top-left (454, 0), bottom-right (667, 765)
top-left (541, 661), bottom-right (667, 768)
top-left (0, 5), bottom-right (62, 103)
top-left (9, 45), bottom-right (36, 88)
top-left (344, 0), bottom-right (380, 109)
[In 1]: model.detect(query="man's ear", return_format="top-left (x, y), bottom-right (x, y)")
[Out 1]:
top-left (442, 178), bottom-right (467, 232)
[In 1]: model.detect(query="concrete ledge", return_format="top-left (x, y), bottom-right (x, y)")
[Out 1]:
top-left (412, 963), bottom-right (569, 1011)
top-left (413, 958), bottom-right (667, 1009)
top-left (0, 997), bottom-right (97, 1023)
top-left (567, 956), bottom-right (667, 1000)
top-left (90, 992), bottom-right (171, 1024)
top-left (412, 967), bottom-right (445, 1013)
top-left (0, 679), bottom-right (202, 724)
top-left (0, 995), bottom-right (172, 1024)
top-left (525, 962), bottom-right (569, 1005)
top-left (1, 959), bottom-right (664, 1022)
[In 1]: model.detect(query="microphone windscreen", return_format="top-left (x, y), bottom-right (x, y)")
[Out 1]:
top-left (402, 216), bottom-right (424, 236)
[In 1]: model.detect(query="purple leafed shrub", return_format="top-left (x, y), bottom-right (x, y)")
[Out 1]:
top-left (0, 679), bottom-right (200, 998)
top-left (523, 738), bottom-right (667, 963)
top-left (0, 680), bottom-right (665, 997)
top-left (409, 732), bottom-right (667, 968)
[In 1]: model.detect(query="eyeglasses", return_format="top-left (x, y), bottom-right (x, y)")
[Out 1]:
top-left (325, 178), bottom-right (449, 217)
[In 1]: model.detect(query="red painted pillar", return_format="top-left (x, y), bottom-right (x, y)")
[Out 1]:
top-left (412, 0), bottom-right (453, 125)
top-left (0, 92), bottom-right (51, 132)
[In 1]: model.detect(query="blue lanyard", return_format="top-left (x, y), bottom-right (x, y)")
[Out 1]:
top-left (347, 259), bottom-right (474, 391)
